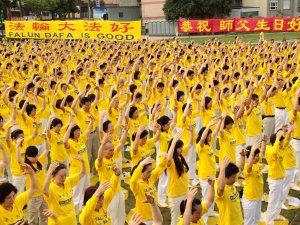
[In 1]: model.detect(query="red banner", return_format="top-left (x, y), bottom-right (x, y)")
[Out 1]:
top-left (178, 17), bottom-right (300, 33)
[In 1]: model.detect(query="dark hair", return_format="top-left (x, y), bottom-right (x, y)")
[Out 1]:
top-left (52, 163), bottom-right (67, 176)
top-left (167, 139), bottom-right (189, 177)
top-left (80, 96), bottom-right (91, 105)
top-left (26, 82), bottom-right (35, 92)
top-left (130, 159), bottom-right (152, 176)
top-left (66, 95), bottom-right (74, 104)
top-left (176, 91), bottom-right (185, 101)
top-left (0, 182), bottom-right (18, 204)
top-left (132, 130), bottom-right (149, 141)
top-left (224, 116), bottom-right (234, 127)
top-left (70, 125), bottom-right (80, 139)
top-left (157, 82), bottom-right (164, 88)
top-left (245, 146), bottom-right (260, 158)
top-left (129, 84), bottom-right (137, 94)
top-left (251, 94), bottom-right (259, 101)
top-left (11, 129), bottom-right (24, 140)
top-left (55, 99), bottom-right (63, 109)
top-left (133, 71), bottom-right (140, 80)
top-left (111, 90), bottom-right (118, 98)
top-left (26, 104), bottom-right (36, 116)
top-left (225, 163), bottom-right (239, 178)
top-left (180, 198), bottom-right (201, 215)
top-left (157, 116), bottom-right (171, 132)
top-left (270, 132), bottom-right (284, 145)
top-left (8, 90), bottom-right (18, 102)
top-left (196, 127), bottom-right (212, 144)
top-left (204, 97), bottom-right (212, 110)
top-left (25, 146), bottom-right (43, 172)
top-left (129, 106), bottom-right (138, 119)
top-left (103, 120), bottom-right (112, 133)
top-left (51, 118), bottom-right (63, 129)
top-left (83, 186), bottom-right (97, 206)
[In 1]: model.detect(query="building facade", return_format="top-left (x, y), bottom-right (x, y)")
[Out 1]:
top-left (141, 0), bottom-right (166, 23)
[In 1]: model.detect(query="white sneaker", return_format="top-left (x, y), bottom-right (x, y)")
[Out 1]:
top-left (291, 184), bottom-right (300, 191)
top-left (207, 211), bottom-right (219, 217)
top-left (281, 204), bottom-right (288, 210)
top-left (275, 215), bottom-right (285, 221)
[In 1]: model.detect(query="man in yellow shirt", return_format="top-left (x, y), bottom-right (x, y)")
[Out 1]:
top-left (215, 156), bottom-right (245, 225)
top-left (264, 130), bottom-right (285, 225)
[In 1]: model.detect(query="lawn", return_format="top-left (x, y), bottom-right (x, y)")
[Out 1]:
top-left (179, 32), bottom-right (300, 43)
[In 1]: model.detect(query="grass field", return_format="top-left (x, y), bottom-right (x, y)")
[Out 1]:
top-left (121, 151), bottom-right (300, 225)
top-left (179, 32), bottom-right (300, 43)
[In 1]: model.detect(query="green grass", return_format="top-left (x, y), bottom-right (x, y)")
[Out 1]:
top-left (180, 32), bottom-right (300, 43)
top-left (123, 150), bottom-right (300, 225)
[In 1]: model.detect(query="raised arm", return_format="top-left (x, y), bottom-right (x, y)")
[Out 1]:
top-left (86, 115), bottom-right (95, 136)
top-left (115, 125), bottom-right (129, 153)
top-left (63, 123), bottom-right (74, 149)
top-left (182, 188), bottom-right (198, 225)
top-left (204, 178), bottom-right (215, 209)
top-left (217, 156), bottom-right (231, 197)
top-left (167, 131), bottom-right (182, 166)
top-left (0, 144), bottom-right (9, 169)
top-left (43, 162), bottom-right (59, 196)
top-left (73, 155), bottom-right (86, 179)
top-left (97, 135), bottom-right (111, 168)
top-left (246, 142), bottom-right (260, 173)
top-left (144, 194), bottom-right (163, 225)
top-left (200, 119), bottom-right (218, 148)
top-left (23, 164), bottom-right (38, 199)
top-left (132, 126), bottom-right (144, 156)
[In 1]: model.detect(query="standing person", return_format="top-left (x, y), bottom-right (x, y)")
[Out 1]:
top-left (0, 164), bottom-right (37, 225)
top-left (215, 155), bottom-right (246, 225)
top-left (79, 168), bottom-right (121, 225)
top-left (274, 78), bottom-right (288, 132)
top-left (166, 132), bottom-right (190, 225)
top-left (281, 124), bottom-right (298, 208)
top-left (0, 144), bottom-right (9, 178)
top-left (263, 130), bottom-right (285, 225)
top-left (178, 183), bottom-right (214, 225)
top-left (17, 134), bottom-right (50, 225)
top-left (242, 138), bottom-right (267, 225)
top-left (46, 116), bottom-right (69, 168)
top-left (63, 115), bottom-right (94, 214)
top-left (130, 155), bottom-right (167, 224)
top-left (196, 117), bottom-right (223, 223)
top-left (43, 158), bottom-right (86, 225)
top-left (290, 87), bottom-right (300, 187)
top-left (96, 135), bottom-right (126, 225)
top-left (156, 112), bottom-right (177, 207)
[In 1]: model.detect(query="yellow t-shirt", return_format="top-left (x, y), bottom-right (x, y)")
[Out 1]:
top-left (25, 152), bottom-right (47, 198)
top-left (219, 129), bottom-right (236, 163)
top-left (130, 138), bottom-right (155, 166)
top-left (290, 112), bottom-right (300, 138)
top-left (200, 107), bottom-right (217, 128)
top-left (79, 175), bottom-right (119, 225)
top-left (176, 202), bottom-right (208, 225)
top-left (67, 132), bottom-right (90, 175)
top-left (196, 143), bottom-right (216, 179)
top-left (130, 157), bottom-right (166, 221)
top-left (0, 191), bottom-right (29, 225)
top-left (246, 107), bottom-right (262, 137)
top-left (266, 140), bottom-right (285, 180)
top-left (234, 115), bottom-right (246, 146)
top-left (215, 181), bottom-right (243, 225)
top-left (262, 98), bottom-right (275, 116)
top-left (45, 175), bottom-right (79, 225)
top-left (243, 162), bottom-right (263, 200)
top-left (167, 159), bottom-right (188, 198)
top-left (273, 90), bottom-right (286, 108)
top-left (157, 131), bottom-right (172, 155)
top-left (49, 130), bottom-right (68, 163)
top-left (22, 113), bottom-right (44, 145)
top-left (282, 139), bottom-right (296, 169)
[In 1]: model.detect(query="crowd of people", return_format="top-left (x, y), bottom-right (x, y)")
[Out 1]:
top-left (0, 37), bottom-right (299, 225)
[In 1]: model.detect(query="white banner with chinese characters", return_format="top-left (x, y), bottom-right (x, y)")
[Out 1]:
top-left (5, 20), bottom-right (141, 41)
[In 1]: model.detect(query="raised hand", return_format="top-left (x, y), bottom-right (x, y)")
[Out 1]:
top-left (129, 212), bottom-right (143, 225)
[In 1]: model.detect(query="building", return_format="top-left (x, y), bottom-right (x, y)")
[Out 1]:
top-left (231, 0), bottom-right (260, 17)
top-left (141, 0), bottom-right (166, 23)
top-left (243, 0), bottom-right (300, 17)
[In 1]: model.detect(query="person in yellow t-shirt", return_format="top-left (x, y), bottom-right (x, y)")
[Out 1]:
top-left (21, 135), bottom-right (50, 225)
top-left (130, 126), bottom-right (160, 167)
top-left (215, 156), bottom-right (245, 225)
top-left (177, 182), bottom-right (214, 225)
top-left (0, 164), bottom-right (37, 225)
top-left (196, 117), bottom-right (223, 223)
top-left (264, 130), bottom-right (285, 224)
top-left (166, 132), bottom-right (190, 225)
top-left (46, 116), bottom-right (69, 166)
top-left (43, 158), bottom-right (86, 225)
top-left (130, 155), bottom-right (167, 223)
top-left (0, 144), bottom-right (9, 178)
top-left (79, 169), bottom-right (121, 225)
top-left (219, 114), bottom-right (237, 163)
top-left (129, 194), bottom-right (163, 225)
top-left (242, 139), bottom-right (266, 225)
top-left (63, 116), bottom-right (94, 214)
top-left (95, 136), bottom-right (126, 225)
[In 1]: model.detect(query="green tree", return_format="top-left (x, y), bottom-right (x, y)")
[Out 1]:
top-left (163, 0), bottom-right (233, 20)
top-left (24, 0), bottom-right (49, 17)
top-left (0, 0), bottom-right (19, 19)
top-left (47, 0), bottom-right (79, 20)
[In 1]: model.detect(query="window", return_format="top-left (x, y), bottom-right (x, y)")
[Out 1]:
top-left (283, 0), bottom-right (290, 9)
top-left (118, 12), bottom-right (124, 18)
top-left (298, 0), bottom-right (300, 12)
top-left (269, 0), bottom-right (278, 10)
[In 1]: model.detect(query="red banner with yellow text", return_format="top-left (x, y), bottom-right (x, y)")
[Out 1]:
top-left (178, 17), bottom-right (300, 33)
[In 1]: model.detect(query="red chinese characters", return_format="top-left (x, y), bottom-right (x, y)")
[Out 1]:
top-left (110, 22), bottom-right (134, 33)
top-left (58, 22), bottom-right (76, 31)
top-left (8, 22), bottom-right (25, 31)
top-left (84, 22), bottom-right (102, 31)
top-left (32, 22), bottom-right (50, 31)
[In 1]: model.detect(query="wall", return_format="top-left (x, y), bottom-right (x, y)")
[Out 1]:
top-left (141, 0), bottom-right (166, 23)
top-left (243, 0), bottom-right (268, 17)
top-left (107, 6), bottom-right (141, 21)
